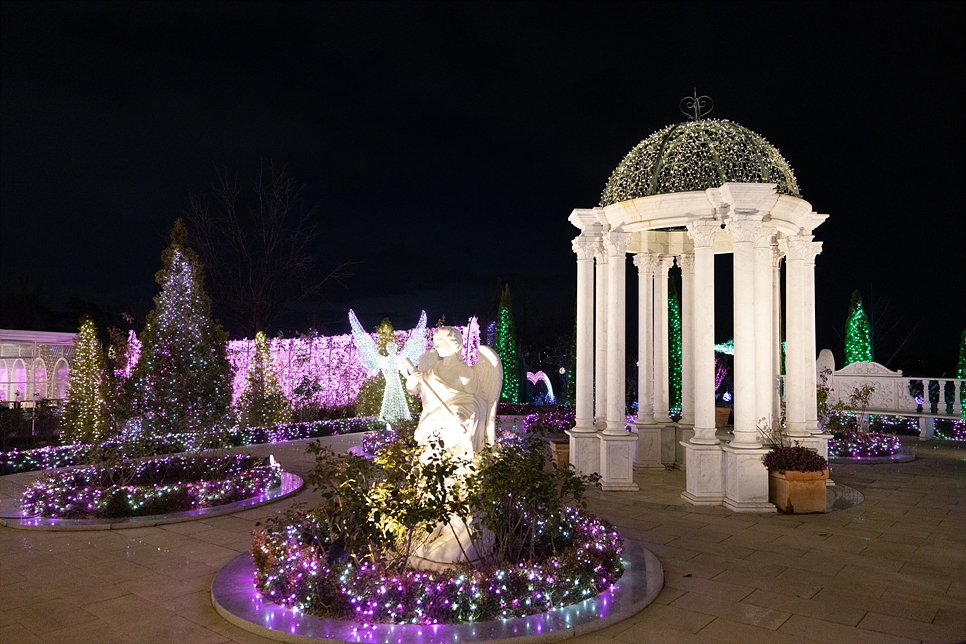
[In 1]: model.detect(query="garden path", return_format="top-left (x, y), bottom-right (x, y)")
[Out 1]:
top-left (1, 435), bottom-right (963, 644)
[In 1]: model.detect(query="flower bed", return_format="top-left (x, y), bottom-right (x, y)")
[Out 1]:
top-left (22, 454), bottom-right (281, 519)
top-left (827, 430), bottom-right (900, 458)
top-left (523, 408), bottom-right (575, 435)
top-left (0, 416), bottom-right (382, 476)
top-left (252, 506), bottom-right (622, 625)
top-left (935, 419), bottom-right (966, 441)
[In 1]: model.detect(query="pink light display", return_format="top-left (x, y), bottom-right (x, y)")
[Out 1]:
top-left (225, 318), bottom-right (481, 407)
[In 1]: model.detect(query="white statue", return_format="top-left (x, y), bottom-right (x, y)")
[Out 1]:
top-left (348, 310), bottom-right (427, 422)
top-left (404, 326), bottom-right (502, 569)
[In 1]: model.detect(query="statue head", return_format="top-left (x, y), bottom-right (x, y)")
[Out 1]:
top-left (386, 341), bottom-right (398, 356)
top-left (433, 326), bottom-right (463, 357)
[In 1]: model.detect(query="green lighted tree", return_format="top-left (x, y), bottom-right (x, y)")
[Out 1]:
top-left (957, 330), bottom-right (965, 417)
top-left (60, 317), bottom-right (112, 444)
top-left (844, 290), bottom-right (873, 365)
top-left (129, 220), bottom-right (233, 435)
top-left (355, 318), bottom-right (421, 419)
top-left (669, 278), bottom-right (682, 413)
top-left (494, 284), bottom-right (521, 402)
top-left (237, 331), bottom-right (290, 428)
top-left (565, 309), bottom-right (577, 406)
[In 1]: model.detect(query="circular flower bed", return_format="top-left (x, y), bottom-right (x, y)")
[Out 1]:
top-left (22, 454), bottom-right (281, 519)
top-left (252, 506), bottom-right (623, 625)
top-left (827, 431), bottom-right (900, 458)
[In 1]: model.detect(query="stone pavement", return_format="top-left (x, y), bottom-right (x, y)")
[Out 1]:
top-left (1, 435), bottom-right (964, 644)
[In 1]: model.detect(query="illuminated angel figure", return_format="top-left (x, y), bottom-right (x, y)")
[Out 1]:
top-left (348, 309), bottom-right (427, 423)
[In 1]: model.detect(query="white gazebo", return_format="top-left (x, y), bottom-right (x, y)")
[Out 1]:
top-left (567, 108), bottom-right (830, 511)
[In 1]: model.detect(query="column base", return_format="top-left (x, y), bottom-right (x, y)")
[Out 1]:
top-left (721, 444), bottom-right (776, 513)
top-left (566, 429), bottom-right (600, 477)
top-left (674, 425), bottom-right (695, 469)
top-left (634, 424), bottom-right (663, 470)
top-left (599, 432), bottom-right (639, 491)
top-left (680, 441), bottom-right (723, 505)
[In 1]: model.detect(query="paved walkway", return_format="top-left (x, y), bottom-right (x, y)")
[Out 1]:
top-left (1, 435), bottom-right (964, 644)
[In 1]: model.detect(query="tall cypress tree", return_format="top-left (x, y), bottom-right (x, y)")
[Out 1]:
top-left (237, 331), bottom-right (290, 429)
top-left (844, 290), bottom-right (873, 365)
top-left (668, 278), bottom-right (683, 413)
top-left (60, 316), bottom-right (111, 444)
top-left (494, 284), bottom-right (521, 402)
top-left (129, 220), bottom-right (233, 435)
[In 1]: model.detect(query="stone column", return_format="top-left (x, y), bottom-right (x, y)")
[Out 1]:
top-left (772, 245), bottom-right (784, 428)
top-left (782, 235), bottom-right (812, 437)
top-left (634, 252), bottom-right (663, 471)
top-left (594, 243), bottom-right (609, 432)
top-left (599, 229), bottom-right (638, 490)
top-left (604, 230), bottom-right (631, 435)
top-left (679, 253), bottom-right (696, 429)
top-left (682, 219), bottom-right (723, 505)
top-left (804, 241), bottom-right (823, 435)
top-left (727, 217), bottom-right (760, 448)
top-left (653, 256), bottom-right (674, 424)
top-left (568, 233), bottom-right (600, 475)
top-left (754, 224), bottom-right (777, 433)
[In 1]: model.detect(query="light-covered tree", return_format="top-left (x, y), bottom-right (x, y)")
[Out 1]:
top-left (237, 332), bottom-right (290, 428)
top-left (129, 220), bottom-right (233, 435)
top-left (60, 317), bottom-right (111, 444)
top-left (844, 290), bottom-right (873, 365)
top-left (669, 278), bottom-right (682, 413)
top-left (494, 285), bottom-right (521, 402)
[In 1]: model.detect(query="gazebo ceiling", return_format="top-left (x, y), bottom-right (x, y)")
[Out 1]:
top-left (600, 119), bottom-right (801, 207)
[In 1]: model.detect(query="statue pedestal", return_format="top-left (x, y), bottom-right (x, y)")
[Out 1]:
top-left (599, 431), bottom-right (639, 491)
top-left (721, 445), bottom-right (775, 513)
top-left (681, 441), bottom-right (724, 505)
top-left (567, 429), bottom-right (600, 477)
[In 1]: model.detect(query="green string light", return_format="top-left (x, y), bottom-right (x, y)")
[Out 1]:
top-left (668, 279), bottom-right (682, 413)
top-left (844, 290), bottom-right (873, 365)
top-left (494, 285), bottom-right (520, 403)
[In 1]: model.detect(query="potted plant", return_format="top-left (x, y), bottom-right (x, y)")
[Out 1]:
top-left (763, 445), bottom-right (829, 513)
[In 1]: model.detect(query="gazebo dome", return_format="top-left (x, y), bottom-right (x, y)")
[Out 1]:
top-left (600, 119), bottom-right (800, 207)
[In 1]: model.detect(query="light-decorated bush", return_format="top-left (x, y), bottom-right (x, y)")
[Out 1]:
top-left (251, 434), bottom-right (620, 624)
top-left (23, 454), bottom-right (280, 519)
top-left (237, 331), bottom-right (291, 429)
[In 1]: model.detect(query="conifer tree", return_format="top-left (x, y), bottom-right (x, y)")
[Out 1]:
top-left (60, 316), bottom-right (111, 444)
top-left (237, 332), bottom-right (290, 428)
top-left (129, 220), bottom-right (233, 435)
top-left (668, 278), bottom-right (683, 413)
top-left (957, 330), bottom-right (966, 379)
top-left (494, 284), bottom-right (521, 402)
top-left (844, 290), bottom-right (873, 365)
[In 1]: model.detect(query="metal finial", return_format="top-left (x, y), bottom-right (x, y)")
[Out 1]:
top-left (680, 88), bottom-right (713, 121)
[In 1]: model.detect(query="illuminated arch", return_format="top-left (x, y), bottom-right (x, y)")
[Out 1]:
top-left (54, 358), bottom-right (70, 401)
top-left (34, 358), bottom-right (49, 400)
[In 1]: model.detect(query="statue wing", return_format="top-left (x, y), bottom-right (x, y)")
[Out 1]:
top-left (473, 345), bottom-right (503, 446)
top-left (348, 309), bottom-right (382, 376)
top-left (400, 310), bottom-right (428, 367)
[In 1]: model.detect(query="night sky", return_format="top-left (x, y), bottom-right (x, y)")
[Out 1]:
top-left (2, 1), bottom-right (963, 375)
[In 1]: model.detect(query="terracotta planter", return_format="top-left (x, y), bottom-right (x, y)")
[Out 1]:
top-left (769, 469), bottom-right (829, 513)
top-left (549, 440), bottom-right (570, 470)
top-left (714, 407), bottom-right (731, 428)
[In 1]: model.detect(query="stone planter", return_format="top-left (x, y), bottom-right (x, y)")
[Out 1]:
top-left (715, 407), bottom-right (731, 428)
top-left (548, 440), bottom-right (570, 470)
top-left (768, 469), bottom-right (829, 513)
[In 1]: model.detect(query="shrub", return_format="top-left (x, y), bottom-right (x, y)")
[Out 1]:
top-left (763, 446), bottom-right (828, 472)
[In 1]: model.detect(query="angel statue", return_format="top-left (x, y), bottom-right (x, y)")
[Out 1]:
top-left (348, 309), bottom-right (427, 423)
top-left (404, 325), bottom-right (502, 570)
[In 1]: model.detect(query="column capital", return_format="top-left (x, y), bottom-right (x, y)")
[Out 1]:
top-left (655, 254), bottom-right (674, 277)
top-left (594, 239), bottom-right (609, 263)
top-left (571, 234), bottom-right (597, 261)
top-left (783, 234), bottom-right (815, 261)
top-left (805, 241), bottom-right (823, 265)
top-left (603, 229), bottom-right (632, 257)
top-left (633, 251), bottom-right (657, 272)
top-left (726, 217), bottom-right (760, 244)
top-left (676, 253), bottom-right (695, 275)
top-left (754, 223), bottom-right (778, 249)
top-left (687, 219), bottom-right (720, 248)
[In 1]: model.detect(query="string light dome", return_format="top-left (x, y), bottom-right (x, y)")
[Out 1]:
top-left (600, 118), bottom-right (801, 207)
